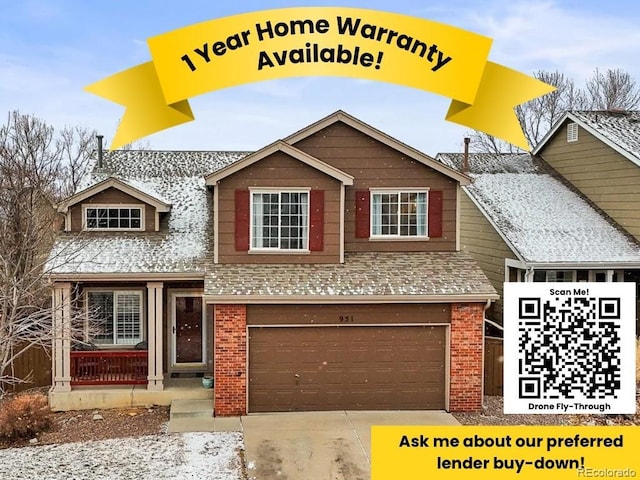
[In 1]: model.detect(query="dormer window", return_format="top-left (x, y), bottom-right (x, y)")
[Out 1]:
top-left (84, 205), bottom-right (143, 230)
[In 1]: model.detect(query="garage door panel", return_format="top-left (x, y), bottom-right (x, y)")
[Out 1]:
top-left (249, 326), bottom-right (446, 412)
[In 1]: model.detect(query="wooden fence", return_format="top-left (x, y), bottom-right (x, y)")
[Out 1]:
top-left (1, 345), bottom-right (51, 393)
top-left (484, 336), bottom-right (503, 396)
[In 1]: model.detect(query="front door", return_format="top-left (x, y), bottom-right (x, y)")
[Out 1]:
top-left (171, 293), bottom-right (205, 368)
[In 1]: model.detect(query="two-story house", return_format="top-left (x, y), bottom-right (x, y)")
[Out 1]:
top-left (46, 111), bottom-right (498, 415)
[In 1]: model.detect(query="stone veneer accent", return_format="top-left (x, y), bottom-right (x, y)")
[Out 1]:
top-left (449, 303), bottom-right (484, 412)
top-left (214, 304), bottom-right (247, 416)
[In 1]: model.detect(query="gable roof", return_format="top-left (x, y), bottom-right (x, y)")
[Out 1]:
top-left (532, 110), bottom-right (640, 167)
top-left (47, 150), bottom-right (250, 277)
top-left (285, 110), bottom-right (472, 185)
top-left (57, 176), bottom-right (172, 213)
top-left (205, 140), bottom-right (354, 185)
top-left (437, 152), bottom-right (640, 267)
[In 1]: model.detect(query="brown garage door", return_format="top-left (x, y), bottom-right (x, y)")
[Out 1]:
top-left (249, 326), bottom-right (446, 412)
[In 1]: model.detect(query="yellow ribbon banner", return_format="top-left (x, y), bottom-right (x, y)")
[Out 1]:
top-left (372, 426), bottom-right (640, 480)
top-left (86, 7), bottom-right (555, 150)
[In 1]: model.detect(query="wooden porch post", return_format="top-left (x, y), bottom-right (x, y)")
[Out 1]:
top-left (146, 282), bottom-right (164, 391)
top-left (52, 282), bottom-right (72, 392)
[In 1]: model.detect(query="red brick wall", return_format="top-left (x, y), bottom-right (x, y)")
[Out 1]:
top-left (449, 303), bottom-right (484, 412)
top-left (214, 304), bottom-right (247, 416)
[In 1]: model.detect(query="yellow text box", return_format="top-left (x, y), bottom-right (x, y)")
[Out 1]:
top-left (372, 426), bottom-right (640, 479)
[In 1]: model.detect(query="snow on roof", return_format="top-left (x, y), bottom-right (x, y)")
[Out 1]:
top-left (205, 251), bottom-right (498, 298)
top-left (570, 110), bottom-right (640, 163)
top-left (465, 172), bottom-right (640, 264)
top-left (48, 150), bottom-right (250, 275)
top-left (436, 152), bottom-right (535, 174)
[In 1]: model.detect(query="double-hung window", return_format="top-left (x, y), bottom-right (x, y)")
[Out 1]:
top-left (371, 190), bottom-right (428, 237)
top-left (251, 190), bottom-right (309, 250)
top-left (85, 206), bottom-right (143, 230)
top-left (87, 291), bottom-right (143, 345)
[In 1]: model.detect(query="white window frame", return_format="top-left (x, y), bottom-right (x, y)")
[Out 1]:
top-left (533, 270), bottom-right (576, 282)
top-left (370, 188), bottom-right (429, 239)
top-left (85, 289), bottom-right (144, 347)
top-left (249, 188), bottom-right (310, 252)
top-left (567, 122), bottom-right (578, 142)
top-left (83, 204), bottom-right (145, 231)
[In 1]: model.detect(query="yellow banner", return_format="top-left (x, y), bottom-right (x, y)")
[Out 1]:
top-left (372, 426), bottom-right (640, 480)
top-left (85, 7), bottom-right (555, 150)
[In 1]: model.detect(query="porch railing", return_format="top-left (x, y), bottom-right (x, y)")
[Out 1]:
top-left (70, 350), bottom-right (148, 386)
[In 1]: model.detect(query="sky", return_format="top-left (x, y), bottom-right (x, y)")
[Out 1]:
top-left (2, 0), bottom-right (640, 156)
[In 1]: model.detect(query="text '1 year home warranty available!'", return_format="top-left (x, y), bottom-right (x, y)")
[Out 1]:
top-left (180, 16), bottom-right (453, 72)
top-left (85, 7), bottom-right (555, 151)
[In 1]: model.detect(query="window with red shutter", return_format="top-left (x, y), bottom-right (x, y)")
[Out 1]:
top-left (355, 190), bottom-right (370, 238)
top-left (234, 189), bottom-right (250, 251)
top-left (309, 190), bottom-right (324, 251)
top-left (428, 190), bottom-right (443, 238)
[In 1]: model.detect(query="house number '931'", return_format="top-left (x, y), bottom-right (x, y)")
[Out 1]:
top-left (338, 315), bottom-right (354, 323)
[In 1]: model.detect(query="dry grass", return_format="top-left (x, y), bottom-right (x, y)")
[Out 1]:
top-left (0, 393), bottom-right (51, 441)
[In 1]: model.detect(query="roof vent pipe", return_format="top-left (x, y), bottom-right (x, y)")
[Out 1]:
top-left (97, 135), bottom-right (104, 169)
top-left (463, 137), bottom-right (470, 173)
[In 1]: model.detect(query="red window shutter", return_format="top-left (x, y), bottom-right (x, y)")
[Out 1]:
top-left (428, 190), bottom-right (443, 238)
top-left (355, 190), bottom-right (370, 238)
top-left (235, 189), bottom-right (250, 251)
top-left (309, 190), bottom-right (324, 251)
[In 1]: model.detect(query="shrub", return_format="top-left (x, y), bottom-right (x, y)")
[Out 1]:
top-left (0, 393), bottom-right (51, 441)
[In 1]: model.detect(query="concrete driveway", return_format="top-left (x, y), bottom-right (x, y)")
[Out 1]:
top-left (241, 410), bottom-right (459, 479)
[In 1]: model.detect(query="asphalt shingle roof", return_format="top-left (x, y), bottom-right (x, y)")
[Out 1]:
top-left (437, 153), bottom-right (640, 265)
top-left (48, 148), bottom-right (497, 300)
top-left (48, 151), bottom-right (250, 275)
top-left (571, 110), bottom-right (640, 164)
top-left (205, 251), bottom-right (497, 299)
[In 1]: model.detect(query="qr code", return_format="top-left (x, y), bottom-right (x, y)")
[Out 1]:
top-left (503, 283), bottom-right (636, 414)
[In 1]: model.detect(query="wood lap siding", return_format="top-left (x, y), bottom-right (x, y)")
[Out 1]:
top-left (69, 187), bottom-right (156, 232)
top-left (539, 122), bottom-right (640, 242)
top-left (246, 304), bottom-right (451, 325)
top-left (458, 193), bottom-right (517, 324)
top-left (291, 122), bottom-right (458, 252)
top-left (217, 151), bottom-right (341, 263)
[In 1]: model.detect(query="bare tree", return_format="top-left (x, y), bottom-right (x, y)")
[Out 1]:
top-left (470, 70), bottom-right (588, 153)
top-left (0, 111), bottom-right (95, 393)
top-left (586, 68), bottom-right (640, 110)
top-left (58, 126), bottom-right (96, 197)
top-left (469, 68), bottom-right (640, 153)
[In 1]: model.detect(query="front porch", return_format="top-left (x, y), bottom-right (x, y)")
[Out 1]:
top-left (49, 374), bottom-right (213, 411)
top-left (49, 281), bottom-right (214, 411)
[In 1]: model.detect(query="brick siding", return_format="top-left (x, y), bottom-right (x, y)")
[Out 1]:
top-left (214, 304), bottom-right (247, 416)
top-left (449, 303), bottom-right (484, 412)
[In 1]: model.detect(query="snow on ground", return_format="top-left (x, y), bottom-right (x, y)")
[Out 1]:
top-left (1, 432), bottom-right (245, 480)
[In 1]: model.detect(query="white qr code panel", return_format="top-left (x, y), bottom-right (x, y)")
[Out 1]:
top-left (504, 282), bottom-right (636, 414)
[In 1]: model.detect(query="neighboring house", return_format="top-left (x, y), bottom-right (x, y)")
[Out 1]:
top-left (436, 151), bottom-right (640, 332)
top-left (46, 111), bottom-right (498, 415)
top-left (533, 110), bottom-right (640, 243)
